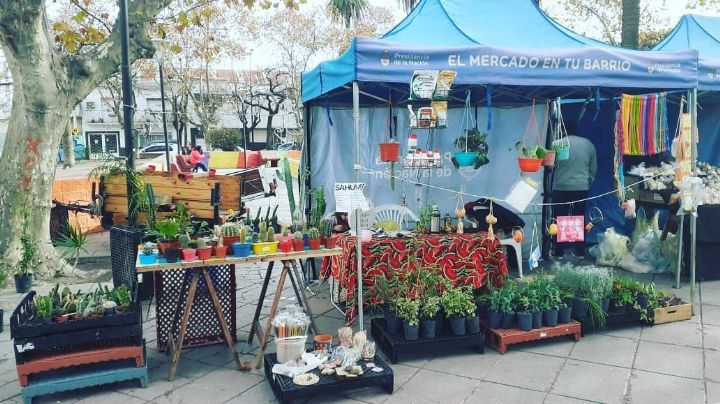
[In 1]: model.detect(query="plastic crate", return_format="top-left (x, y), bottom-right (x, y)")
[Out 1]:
top-left (109, 225), bottom-right (143, 291)
top-left (154, 265), bottom-right (237, 352)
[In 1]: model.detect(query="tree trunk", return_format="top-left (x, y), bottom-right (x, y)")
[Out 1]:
top-left (266, 114), bottom-right (275, 148)
top-left (621, 0), bottom-right (640, 48)
top-left (63, 123), bottom-right (75, 168)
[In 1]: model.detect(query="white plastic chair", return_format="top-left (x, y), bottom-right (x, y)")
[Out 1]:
top-left (372, 204), bottom-right (419, 230)
top-left (349, 208), bottom-right (374, 232)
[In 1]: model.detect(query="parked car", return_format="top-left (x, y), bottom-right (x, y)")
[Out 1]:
top-left (139, 142), bottom-right (178, 158)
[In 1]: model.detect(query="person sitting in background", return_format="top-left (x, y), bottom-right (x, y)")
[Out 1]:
top-left (190, 145), bottom-right (208, 172)
top-left (332, 212), bottom-right (350, 234)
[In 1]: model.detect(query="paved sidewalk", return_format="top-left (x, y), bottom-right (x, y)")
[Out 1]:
top-left (0, 266), bottom-right (717, 404)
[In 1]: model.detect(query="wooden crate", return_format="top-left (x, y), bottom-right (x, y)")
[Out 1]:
top-left (653, 303), bottom-right (692, 325)
top-left (483, 321), bottom-right (581, 354)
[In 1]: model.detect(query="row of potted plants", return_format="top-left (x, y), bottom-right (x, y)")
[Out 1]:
top-left (31, 284), bottom-right (133, 323)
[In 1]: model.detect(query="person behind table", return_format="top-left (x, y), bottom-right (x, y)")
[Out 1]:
top-left (190, 145), bottom-right (208, 172)
top-left (332, 212), bottom-right (350, 233)
top-left (551, 120), bottom-right (597, 259)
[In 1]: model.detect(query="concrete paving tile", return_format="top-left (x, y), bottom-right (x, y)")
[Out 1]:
top-left (517, 337), bottom-right (576, 358)
top-left (705, 304), bottom-right (720, 326)
top-left (384, 368), bottom-right (477, 404)
top-left (634, 340), bottom-right (704, 379)
top-left (299, 395), bottom-right (369, 404)
top-left (628, 369), bottom-right (705, 404)
top-left (157, 367), bottom-right (263, 404)
top-left (425, 349), bottom-right (500, 380)
top-left (702, 290), bottom-right (720, 307)
top-left (707, 380), bottom-right (720, 404)
top-left (641, 320), bottom-right (703, 348)
top-left (706, 350), bottom-right (720, 383)
top-left (485, 351), bottom-right (565, 392)
top-left (703, 324), bottom-right (720, 351)
top-left (551, 360), bottom-right (630, 403)
top-left (569, 334), bottom-right (638, 368)
top-left (703, 281), bottom-right (720, 291)
top-left (596, 326), bottom-right (642, 340)
top-left (0, 380), bottom-right (20, 402)
top-left (466, 381), bottom-right (545, 404)
top-left (343, 364), bottom-right (419, 403)
top-left (543, 394), bottom-right (597, 404)
top-left (223, 380), bottom-right (276, 403)
top-left (119, 375), bottom-right (192, 401)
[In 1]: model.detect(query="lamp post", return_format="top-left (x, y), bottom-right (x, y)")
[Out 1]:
top-left (152, 38), bottom-right (171, 172)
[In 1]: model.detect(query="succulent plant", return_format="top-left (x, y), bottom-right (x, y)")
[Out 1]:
top-left (259, 221), bottom-right (267, 238)
top-left (309, 228), bottom-right (320, 240)
top-left (239, 226), bottom-right (247, 242)
top-left (252, 232), bottom-right (260, 243)
top-left (220, 222), bottom-right (241, 237)
top-left (267, 226), bottom-right (275, 242)
top-left (196, 238), bottom-right (207, 249)
top-left (294, 231), bottom-right (303, 241)
top-left (178, 234), bottom-right (191, 249)
top-left (282, 225), bottom-right (289, 238)
top-left (142, 242), bottom-right (155, 255)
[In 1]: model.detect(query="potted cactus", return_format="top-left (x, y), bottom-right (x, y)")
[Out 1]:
top-left (251, 221), bottom-right (279, 255)
top-left (278, 226), bottom-right (293, 253)
top-left (292, 231), bottom-right (305, 252)
top-left (179, 234), bottom-right (196, 262)
top-left (232, 225), bottom-right (253, 257)
top-left (138, 242), bottom-right (157, 265)
top-left (196, 238), bottom-right (212, 261)
top-left (308, 228), bottom-right (321, 250)
top-left (212, 226), bottom-right (228, 258)
top-left (219, 222), bottom-right (242, 248)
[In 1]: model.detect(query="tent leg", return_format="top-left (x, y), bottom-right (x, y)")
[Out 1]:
top-left (353, 81), bottom-right (364, 330)
top-left (689, 88), bottom-right (698, 313)
top-left (674, 215), bottom-right (684, 289)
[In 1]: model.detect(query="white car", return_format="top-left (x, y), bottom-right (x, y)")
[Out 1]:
top-left (139, 142), bottom-right (178, 158)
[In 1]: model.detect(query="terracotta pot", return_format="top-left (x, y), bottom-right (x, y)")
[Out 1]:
top-left (542, 151), bottom-right (556, 167)
top-left (213, 245), bottom-right (228, 259)
top-left (197, 248), bottom-right (212, 260)
top-left (379, 142), bottom-right (400, 162)
top-left (279, 239), bottom-right (293, 253)
top-left (158, 240), bottom-right (180, 255)
top-left (292, 240), bottom-right (305, 252)
top-left (325, 236), bottom-right (338, 249)
top-left (517, 157), bottom-right (543, 173)
top-left (223, 236), bottom-right (241, 250)
top-left (309, 239), bottom-right (321, 250)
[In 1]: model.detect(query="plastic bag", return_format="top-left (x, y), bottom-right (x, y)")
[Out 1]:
top-left (589, 228), bottom-right (630, 266)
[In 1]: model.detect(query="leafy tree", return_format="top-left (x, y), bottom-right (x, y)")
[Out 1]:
top-left (328, 0), bottom-right (368, 28)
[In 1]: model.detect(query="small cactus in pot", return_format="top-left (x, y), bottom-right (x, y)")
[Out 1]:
top-left (308, 228), bottom-right (322, 250)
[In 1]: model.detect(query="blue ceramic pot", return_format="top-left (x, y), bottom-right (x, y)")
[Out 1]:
top-left (232, 242), bottom-right (252, 257)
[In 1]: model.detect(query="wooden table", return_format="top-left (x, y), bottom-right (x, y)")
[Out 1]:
top-left (137, 248), bottom-right (343, 379)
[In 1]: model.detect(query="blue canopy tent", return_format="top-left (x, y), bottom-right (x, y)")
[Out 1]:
top-left (301, 0), bottom-right (699, 326)
top-left (653, 14), bottom-right (720, 166)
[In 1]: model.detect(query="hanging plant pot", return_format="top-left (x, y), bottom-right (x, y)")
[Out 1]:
top-left (517, 157), bottom-right (543, 172)
top-left (379, 142), bottom-right (400, 162)
top-left (556, 146), bottom-right (570, 161)
top-left (542, 151), bottom-right (556, 167)
top-left (454, 151), bottom-right (478, 167)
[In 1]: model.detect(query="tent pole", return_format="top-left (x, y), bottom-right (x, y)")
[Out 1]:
top-left (690, 88), bottom-right (698, 314)
top-left (353, 81), bottom-right (364, 330)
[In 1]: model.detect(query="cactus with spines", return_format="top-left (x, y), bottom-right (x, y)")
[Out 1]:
top-left (239, 226), bottom-right (247, 243)
top-left (266, 227), bottom-right (275, 242)
top-left (294, 231), bottom-right (303, 241)
top-left (259, 221), bottom-right (267, 236)
top-left (319, 219), bottom-right (332, 238)
top-left (179, 234), bottom-right (191, 248)
top-left (220, 222), bottom-right (240, 237)
top-left (252, 232), bottom-right (260, 243)
top-left (196, 238), bottom-right (207, 249)
top-left (309, 228), bottom-right (320, 240)
top-left (282, 225), bottom-right (289, 238)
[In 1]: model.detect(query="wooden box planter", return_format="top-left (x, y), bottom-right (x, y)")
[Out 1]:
top-left (371, 318), bottom-right (484, 364)
top-left (653, 303), bottom-right (692, 325)
top-left (483, 321), bottom-right (581, 354)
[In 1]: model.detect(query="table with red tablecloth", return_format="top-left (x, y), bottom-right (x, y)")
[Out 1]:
top-left (321, 233), bottom-right (508, 323)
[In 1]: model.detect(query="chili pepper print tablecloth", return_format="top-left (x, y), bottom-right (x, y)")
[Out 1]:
top-left (322, 233), bottom-right (508, 323)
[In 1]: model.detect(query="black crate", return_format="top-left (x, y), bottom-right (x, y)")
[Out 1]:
top-left (264, 353), bottom-right (394, 404)
top-left (154, 265), bottom-right (237, 352)
top-left (50, 204), bottom-right (70, 242)
top-left (10, 290), bottom-right (141, 340)
top-left (575, 309), bottom-right (647, 334)
top-left (110, 225), bottom-right (143, 291)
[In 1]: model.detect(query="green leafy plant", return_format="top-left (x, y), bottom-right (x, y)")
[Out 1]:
top-left (89, 155), bottom-right (150, 223)
top-left (112, 284), bottom-right (132, 312)
top-left (420, 295), bottom-right (441, 320)
top-left (584, 297), bottom-right (606, 329)
top-left (154, 218), bottom-right (180, 242)
top-left (53, 225), bottom-right (88, 275)
top-left (34, 295), bottom-right (53, 319)
top-left (512, 141), bottom-right (547, 159)
top-left (553, 264), bottom-right (613, 300)
top-left (309, 188), bottom-right (327, 229)
top-left (396, 297), bottom-right (420, 326)
top-left (441, 287), bottom-right (476, 318)
top-left (205, 128), bottom-right (242, 151)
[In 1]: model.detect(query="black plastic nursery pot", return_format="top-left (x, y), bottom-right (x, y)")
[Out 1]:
top-left (532, 311), bottom-right (542, 329)
top-left (558, 306), bottom-right (572, 323)
top-left (637, 294), bottom-right (649, 309)
top-left (14, 275), bottom-right (32, 294)
top-left (610, 298), bottom-right (626, 313)
top-left (449, 317), bottom-right (466, 335)
top-left (420, 319), bottom-right (436, 339)
top-left (384, 305), bottom-right (401, 335)
top-left (403, 321), bottom-right (419, 341)
top-left (501, 312), bottom-right (515, 329)
top-left (436, 311), bottom-right (446, 333)
top-left (164, 248), bottom-right (181, 263)
top-left (517, 312), bottom-right (533, 331)
top-left (466, 316), bottom-right (481, 335)
top-left (572, 298), bottom-right (588, 318)
top-left (544, 309), bottom-right (559, 327)
top-left (601, 298), bottom-right (610, 313)
top-left (487, 310), bottom-right (502, 329)
top-left (476, 303), bottom-right (490, 320)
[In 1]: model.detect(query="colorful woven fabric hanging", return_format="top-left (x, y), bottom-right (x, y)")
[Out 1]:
top-left (619, 93), bottom-right (670, 156)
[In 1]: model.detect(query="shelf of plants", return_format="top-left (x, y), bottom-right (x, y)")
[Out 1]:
top-left (10, 284), bottom-right (146, 401)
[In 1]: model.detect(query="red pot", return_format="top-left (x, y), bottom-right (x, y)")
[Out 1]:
top-left (325, 236), bottom-right (338, 249)
top-left (158, 240), bottom-right (180, 255)
top-left (542, 151), bottom-right (556, 167)
top-left (223, 236), bottom-right (241, 249)
top-left (279, 239), bottom-right (293, 253)
top-left (292, 240), bottom-right (305, 252)
top-left (517, 158), bottom-right (543, 173)
top-left (309, 239), bottom-right (321, 250)
top-left (197, 248), bottom-right (212, 260)
top-left (214, 245), bottom-right (228, 259)
top-left (181, 249), bottom-right (197, 262)
top-left (379, 142), bottom-right (400, 162)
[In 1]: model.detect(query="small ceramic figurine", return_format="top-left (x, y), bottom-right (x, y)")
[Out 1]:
top-left (352, 330), bottom-right (367, 349)
top-left (362, 341), bottom-right (376, 361)
top-left (338, 327), bottom-right (353, 348)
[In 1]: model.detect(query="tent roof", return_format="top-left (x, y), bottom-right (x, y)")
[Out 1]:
top-left (653, 14), bottom-right (720, 90)
top-left (302, 0), bottom-right (698, 106)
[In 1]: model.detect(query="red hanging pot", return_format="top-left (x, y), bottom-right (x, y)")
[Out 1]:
top-left (379, 142), bottom-right (400, 162)
top-left (517, 158), bottom-right (543, 173)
